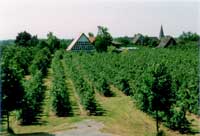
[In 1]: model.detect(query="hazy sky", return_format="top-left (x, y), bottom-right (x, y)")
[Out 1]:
top-left (0, 0), bottom-right (199, 39)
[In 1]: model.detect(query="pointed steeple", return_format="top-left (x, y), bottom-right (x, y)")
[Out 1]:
top-left (159, 25), bottom-right (164, 39)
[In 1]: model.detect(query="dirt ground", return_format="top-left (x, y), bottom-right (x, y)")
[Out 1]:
top-left (54, 119), bottom-right (118, 136)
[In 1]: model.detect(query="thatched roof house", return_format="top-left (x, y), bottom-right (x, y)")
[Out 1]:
top-left (132, 34), bottom-right (144, 45)
top-left (157, 36), bottom-right (176, 48)
top-left (66, 33), bottom-right (95, 51)
top-left (111, 41), bottom-right (123, 48)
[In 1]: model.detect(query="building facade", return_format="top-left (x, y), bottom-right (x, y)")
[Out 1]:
top-left (66, 33), bottom-right (95, 51)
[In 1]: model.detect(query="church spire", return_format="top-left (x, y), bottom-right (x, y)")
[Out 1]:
top-left (159, 25), bottom-right (164, 39)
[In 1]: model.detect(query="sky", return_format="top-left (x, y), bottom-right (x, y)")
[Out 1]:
top-left (0, 0), bottom-right (199, 39)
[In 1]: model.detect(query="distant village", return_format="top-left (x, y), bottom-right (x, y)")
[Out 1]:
top-left (0, 25), bottom-right (197, 52)
top-left (66, 25), bottom-right (177, 52)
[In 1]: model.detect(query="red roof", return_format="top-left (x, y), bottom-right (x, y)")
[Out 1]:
top-left (89, 37), bottom-right (96, 43)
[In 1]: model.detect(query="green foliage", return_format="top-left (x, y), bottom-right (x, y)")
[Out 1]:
top-left (78, 78), bottom-right (98, 114)
top-left (0, 45), bottom-right (40, 129)
top-left (179, 31), bottom-right (199, 43)
top-left (29, 47), bottom-right (51, 75)
top-left (88, 32), bottom-right (94, 37)
top-left (145, 64), bottom-right (175, 134)
top-left (15, 31), bottom-right (39, 47)
top-left (142, 36), bottom-right (159, 47)
top-left (30, 35), bottom-right (39, 46)
top-left (156, 130), bottom-right (166, 136)
top-left (166, 107), bottom-right (189, 133)
top-left (1, 67), bottom-right (24, 112)
top-left (1, 34), bottom-right (197, 133)
top-left (95, 26), bottom-right (112, 52)
top-left (46, 32), bottom-right (61, 53)
top-left (19, 46), bottom-right (50, 124)
top-left (1, 45), bottom-right (37, 113)
top-left (15, 31), bottom-right (31, 46)
top-left (20, 70), bottom-right (45, 124)
top-left (37, 40), bottom-right (48, 49)
top-left (60, 39), bottom-right (72, 49)
top-left (133, 34), bottom-right (159, 47)
top-left (148, 37), bottom-right (159, 47)
top-left (114, 36), bottom-right (131, 47)
top-left (151, 64), bottom-right (174, 112)
top-left (51, 51), bottom-right (72, 116)
top-left (1, 45), bottom-right (35, 75)
top-left (100, 78), bottom-right (113, 97)
top-left (62, 44), bottom-right (197, 132)
top-left (0, 45), bottom-right (51, 126)
top-left (120, 79), bottom-right (132, 96)
top-left (63, 53), bottom-right (100, 115)
top-left (107, 46), bottom-right (117, 53)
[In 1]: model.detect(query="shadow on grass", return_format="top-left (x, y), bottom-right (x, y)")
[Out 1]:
top-left (12, 132), bottom-right (55, 136)
top-left (56, 110), bottom-right (74, 118)
top-left (7, 127), bottom-right (55, 136)
top-left (170, 122), bottom-right (200, 135)
top-left (20, 119), bottom-right (48, 126)
top-left (179, 127), bottom-right (200, 135)
top-left (93, 103), bottom-right (107, 116)
top-left (106, 90), bottom-right (116, 97)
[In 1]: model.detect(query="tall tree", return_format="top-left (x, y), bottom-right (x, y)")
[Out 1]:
top-left (1, 67), bottom-right (24, 130)
top-left (88, 32), bottom-right (94, 37)
top-left (20, 70), bottom-right (45, 124)
top-left (95, 26), bottom-right (112, 52)
top-left (47, 32), bottom-right (61, 53)
top-left (15, 31), bottom-right (39, 47)
top-left (30, 35), bottom-right (39, 46)
top-left (151, 64), bottom-right (174, 135)
top-left (15, 31), bottom-right (32, 47)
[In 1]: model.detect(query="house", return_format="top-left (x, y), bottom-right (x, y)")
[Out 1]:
top-left (132, 34), bottom-right (144, 45)
top-left (157, 36), bottom-right (176, 48)
top-left (111, 41), bottom-right (123, 48)
top-left (66, 33), bottom-right (95, 51)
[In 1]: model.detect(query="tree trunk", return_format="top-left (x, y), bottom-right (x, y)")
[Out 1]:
top-left (6, 111), bottom-right (9, 131)
top-left (156, 109), bottom-right (159, 135)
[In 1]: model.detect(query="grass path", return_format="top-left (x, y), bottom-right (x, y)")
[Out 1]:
top-left (65, 79), bottom-right (87, 116)
top-left (43, 68), bottom-right (53, 117)
top-left (92, 85), bottom-right (156, 136)
top-left (61, 60), bottom-right (87, 116)
top-left (91, 85), bottom-right (198, 136)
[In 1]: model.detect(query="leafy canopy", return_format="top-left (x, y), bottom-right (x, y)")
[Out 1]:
top-left (15, 31), bottom-right (39, 47)
top-left (95, 26), bottom-right (112, 52)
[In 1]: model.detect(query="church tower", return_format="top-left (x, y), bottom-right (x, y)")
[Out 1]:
top-left (159, 25), bottom-right (164, 39)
